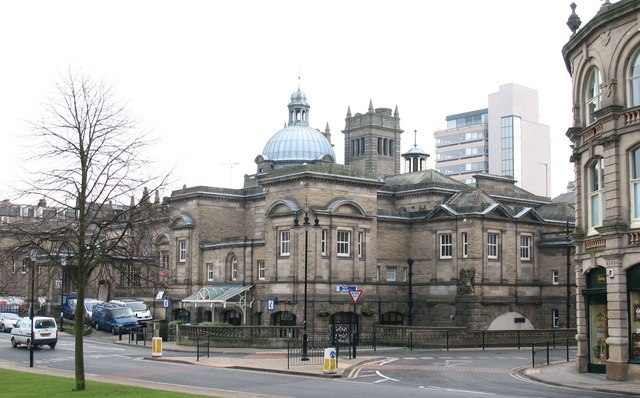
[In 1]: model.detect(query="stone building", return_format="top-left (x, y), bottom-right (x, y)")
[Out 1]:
top-left (0, 87), bottom-right (575, 337)
top-left (563, 0), bottom-right (640, 381)
top-left (157, 87), bottom-right (575, 336)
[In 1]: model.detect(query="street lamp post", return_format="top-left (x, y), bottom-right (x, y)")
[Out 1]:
top-left (293, 205), bottom-right (319, 361)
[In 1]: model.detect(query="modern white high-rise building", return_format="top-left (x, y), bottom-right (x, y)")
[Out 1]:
top-left (435, 83), bottom-right (551, 197)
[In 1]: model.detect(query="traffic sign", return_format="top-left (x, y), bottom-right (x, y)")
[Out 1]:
top-left (336, 285), bottom-right (358, 292)
top-left (348, 290), bottom-right (362, 303)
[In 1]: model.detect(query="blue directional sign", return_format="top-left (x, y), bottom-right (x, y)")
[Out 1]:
top-left (336, 285), bottom-right (358, 292)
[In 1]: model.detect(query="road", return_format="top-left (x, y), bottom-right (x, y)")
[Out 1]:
top-left (0, 333), bottom-right (622, 398)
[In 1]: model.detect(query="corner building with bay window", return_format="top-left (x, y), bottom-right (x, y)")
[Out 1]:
top-left (158, 86), bottom-right (574, 340)
top-left (563, 0), bottom-right (640, 381)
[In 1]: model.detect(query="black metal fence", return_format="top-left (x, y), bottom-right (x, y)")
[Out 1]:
top-left (370, 327), bottom-right (576, 351)
top-left (531, 339), bottom-right (576, 368)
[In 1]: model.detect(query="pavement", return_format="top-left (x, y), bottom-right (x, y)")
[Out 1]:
top-left (4, 333), bottom-right (640, 396)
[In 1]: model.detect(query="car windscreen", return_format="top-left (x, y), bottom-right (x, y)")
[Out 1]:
top-left (3, 313), bottom-right (19, 320)
top-left (85, 302), bottom-right (99, 311)
top-left (111, 308), bottom-right (134, 318)
top-left (127, 302), bottom-right (148, 312)
top-left (35, 319), bottom-right (56, 329)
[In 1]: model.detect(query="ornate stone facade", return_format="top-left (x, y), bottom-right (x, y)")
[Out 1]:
top-left (562, 0), bottom-right (640, 381)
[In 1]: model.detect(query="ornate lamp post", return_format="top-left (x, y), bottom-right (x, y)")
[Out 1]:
top-left (293, 205), bottom-right (319, 361)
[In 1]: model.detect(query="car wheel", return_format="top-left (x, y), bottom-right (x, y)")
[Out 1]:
top-left (49, 343), bottom-right (56, 350)
top-left (11, 337), bottom-right (18, 348)
top-left (0, 324), bottom-right (5, 333)
top-left (111, 326), bottom-right (117, 335)
top-left (27, 339), bottom-right (32, 350)
top-left (94, 322), bottom-right (99, 331)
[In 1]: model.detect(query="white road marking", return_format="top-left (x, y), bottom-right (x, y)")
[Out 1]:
top-left (373, 371), bottom-right (399, 383)
top-left (420, 385), bottom-right (496, 395)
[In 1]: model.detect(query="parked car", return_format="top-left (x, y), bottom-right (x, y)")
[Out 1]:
top-left (91, 302), bottom-right (138, 334)
top-left (110, 299), bottom-right (152, 323)
top-left (10, 316), bottom-right (58, 349)
top-left (83, 299), bottom-right (104, 325)
top-left (60, 293), bottom-right (77, 318)
top-left (0, 312), bottom-right (20, 332)
top-left (62, 298), bottom-right (77, 320)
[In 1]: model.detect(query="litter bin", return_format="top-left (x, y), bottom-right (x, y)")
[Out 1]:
top-left (152, 337), bottom-right (162, 357)
top-left (323, 347), bottom-right (337, 374)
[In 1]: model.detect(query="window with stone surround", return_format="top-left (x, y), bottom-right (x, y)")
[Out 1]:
top-left (231, 256), bottom-right (238, 281)
top-left (487, 232), bottom-right (500, 259)
top-left (258, 260), bottom-right (265, 280)
top-left (207, 263), bottom-right (214, 281)
top-left (439, 232), bottom-right (452, 259)
top-left (520, 234), bottom-right (531, 261)
top-left (337, 229), bottom-right (351, 257)
top-left (552, 309), bottom-right (560, 328)
top-left (461, 232), bottom-right (468, 258)
top-left (280, 230), bottom-right (290, 256)
top-left (588, 157), bottom-right (605, 233)
top-left (628, 47), bottom-right (640, 107)
top-left (321, 229), bottom-right (328, 256)
top-left (386, 266), bottom-right (397, 282)
top-left (585, 67), bottom-right (602, 124)
top-left (178, 239), bottom-right (187, 263)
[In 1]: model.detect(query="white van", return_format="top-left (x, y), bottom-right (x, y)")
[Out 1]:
top-left (110, 299), bottom-right (152, 322)
top-left (10, 316), bottom-right (58, 349)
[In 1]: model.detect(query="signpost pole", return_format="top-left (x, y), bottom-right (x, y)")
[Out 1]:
top-left (348, 290), bottom-right (362, 360)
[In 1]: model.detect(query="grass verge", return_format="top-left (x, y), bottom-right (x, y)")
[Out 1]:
top-left (0, 368), bottom-right (218, 398)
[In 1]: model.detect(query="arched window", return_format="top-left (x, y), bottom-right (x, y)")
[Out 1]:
top-left (588, 158), bottom-right (605, 232)
top-left (585, 67), bottom-right (602, 124)
top-left (628, 47), bottom-right (640, 107)
top-left (231, 256), bottom-right (238, 281)
top-left (631, 147), bottom-right (640, 222)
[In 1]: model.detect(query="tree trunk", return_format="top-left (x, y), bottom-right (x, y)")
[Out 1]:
top-left (74, 283), bottom-right (86, 391)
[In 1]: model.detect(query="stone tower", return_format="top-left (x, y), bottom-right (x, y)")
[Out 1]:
top-left (342, 101), bottom-right (403, 177)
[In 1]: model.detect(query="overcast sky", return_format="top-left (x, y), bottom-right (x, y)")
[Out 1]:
top-left (0, 1), bottom-right (604, 201)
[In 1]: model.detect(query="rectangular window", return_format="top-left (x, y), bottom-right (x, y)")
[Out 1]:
top-left (161, 251), bottom-right (169, 268)
top-left (258, 260), bottom-right (266, 280)
top-left (520, 234), bottom-right (531, 260)
top-left (357, 231), bottom-right (364, 258)
top-left (207, 263), bottom-right (214, 281)
top-left (280, 230), bottom-right (290, 256)
top-left (462, 232), bottom-right (468, 258)
top-left (439, 233), bottom-right (452, 259)
top-left (402, 267), bottom-right (408, 282)
top-left (552, 270), bottom-right (559, 285)
top-left (337, 230), bottom-right (351, 256)
top-left (321, 229), bottom-right (328, 256)
top-left (386, 266), bottom-right (397, 282)
top-left (11, 260), bottom-right (17, 273)
top-left (178, 240), bottom-right (187, 263)
top-left (376, 266), bottom-right (381, 282)
top-left (21, 259), bottom-right (27, 274)
top-left (487, 232), bottom-right (499, 259)
top-left (552, 309), bottom-right (560, 328)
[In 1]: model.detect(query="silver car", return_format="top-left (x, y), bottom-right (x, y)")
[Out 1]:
top-left (0, 312), bottom-right (20, 332)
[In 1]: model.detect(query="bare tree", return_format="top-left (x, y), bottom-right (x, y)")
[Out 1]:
top-left (16, 71), bottom-right (169, 391)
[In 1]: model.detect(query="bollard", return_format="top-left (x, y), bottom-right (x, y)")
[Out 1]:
top-left (152, 337), bottom-right (163, 357)
top-left (323, 347), bottom-right (337, 374)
